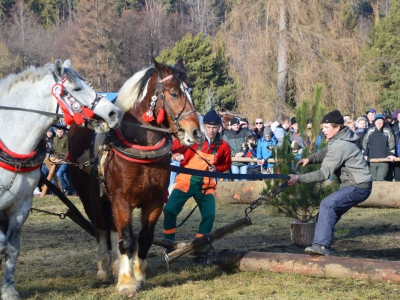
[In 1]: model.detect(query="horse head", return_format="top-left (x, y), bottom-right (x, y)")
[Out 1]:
top-left (115, 58), bottom-right (203, 147)
top-left (53, 59), bottom-right (121, 133)
top-left (151, 58), bottom-right (203, 146)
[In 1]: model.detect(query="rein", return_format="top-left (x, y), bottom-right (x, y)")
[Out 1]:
top-left (0, 106), bottom-right (63, 119)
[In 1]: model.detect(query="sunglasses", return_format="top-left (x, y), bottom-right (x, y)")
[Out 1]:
top-left (255, 122), bottom-right (263, 124)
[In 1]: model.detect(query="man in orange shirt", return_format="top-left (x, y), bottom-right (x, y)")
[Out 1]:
top-left (163, 110), bottom-right (231, 250)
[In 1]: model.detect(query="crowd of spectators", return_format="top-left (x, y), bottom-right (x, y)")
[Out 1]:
top-left (217, 108), bottom-right (400, 182)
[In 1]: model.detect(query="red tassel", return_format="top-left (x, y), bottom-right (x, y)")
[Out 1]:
top-left (63, 110), bottom-right (74, 125)
top-left (82, 106), bottom-right (95, 119)
top-left (156, 107), bottom-right (165, 124)
top-left (142, 110), bottom-right (155, 123)
top-left (74, 112), bottom-right (85, 125)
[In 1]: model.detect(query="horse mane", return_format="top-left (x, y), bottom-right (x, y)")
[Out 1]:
top-left (0, 66), bottom-right (50, 95)
top-left (0, 63), bottom-right (85, 97)
top-left (115, 63), bottom-right (188, 115)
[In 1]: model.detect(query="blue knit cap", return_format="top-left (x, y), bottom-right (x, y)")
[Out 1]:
top-left (203, 110), bottom-right (222, 125)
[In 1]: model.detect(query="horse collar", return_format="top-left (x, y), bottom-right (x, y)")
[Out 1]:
top-left (0, 140), bottom-right (46, 173)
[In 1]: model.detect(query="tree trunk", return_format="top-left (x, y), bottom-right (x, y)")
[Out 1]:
top-left (277, 0), bottom-right (288, 106)
top-left (290, 221), bottom-right (315, 246)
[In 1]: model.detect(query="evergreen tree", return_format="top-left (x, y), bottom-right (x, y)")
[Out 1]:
top-left (157, 32), bottom-right (238, 114)
top-left (262, 85), bottom-right (338, 223)
top-left (364, 0), bottom-right (400, 111)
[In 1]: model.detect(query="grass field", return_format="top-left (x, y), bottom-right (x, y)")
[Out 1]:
top-left (6, 195), bottom-right (400, 299)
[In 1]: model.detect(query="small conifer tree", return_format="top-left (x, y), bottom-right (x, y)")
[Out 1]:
top-left (262, 85), bottom-right (339, 223)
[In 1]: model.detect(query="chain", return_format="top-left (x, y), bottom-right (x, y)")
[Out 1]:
top-left (244, 181), bottom-right (289, 217)
top-left (53, 145), bottom-right (107, 169)
top-left (31, 207), bottom-right (67, 219)
top-left (0, 148), bottom-right (31, 191)
top-left (0, 164), bottom-right (21, 191)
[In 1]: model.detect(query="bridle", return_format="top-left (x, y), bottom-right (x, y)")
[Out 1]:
top-left (0, 72), bottom-right (101, 122)
top-left (154, 74), bottom-right (197, 132)
top-left (51, 73), bottom-right (102, 125)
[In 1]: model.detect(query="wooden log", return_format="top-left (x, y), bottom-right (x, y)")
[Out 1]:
top-left (369, 158), bottom-right (400, 162)
top-left (216, 250), bottom-right (400, 283)
top-left (290, 222), bottom-right (315, 246)
top-left (164, 217), bottom-right (252, 266)
top-left (231, 157), bottom-right (275, 163)
top-left (358, 181), bottom-right (400, 208)
top-left (215, 181), bottom-right (400, 208)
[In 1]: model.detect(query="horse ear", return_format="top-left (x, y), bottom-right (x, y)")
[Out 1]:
top-left (54, 58), bottom-right (64, 78)
top-left (174, 57), bottom-right (185, 70)
top-left (152, 57), bottom-right (171, 78)
top-left (63, 59), bottom-right (72, 69)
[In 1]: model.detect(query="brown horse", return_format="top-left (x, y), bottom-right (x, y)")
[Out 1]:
top-left (68, 58), bottom-right (203, 296)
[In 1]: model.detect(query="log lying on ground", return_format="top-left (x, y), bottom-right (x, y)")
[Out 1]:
top-left (215, 181), bottom-right (400, 207)
top-left (216, 250), bottom-right (400, 283)
top-left (358, 181), bottom-right (400, 208)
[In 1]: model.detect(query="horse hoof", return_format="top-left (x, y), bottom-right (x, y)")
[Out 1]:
top-left (97, 270), bottom-right (110, 282)
top-left (1, 285), bottom-right (20, 300)
top-left (135, 280), bottom-right (145, 291)
top-left (119, 287), bottom-right (137, 298)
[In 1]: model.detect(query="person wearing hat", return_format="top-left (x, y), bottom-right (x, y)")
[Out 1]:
top-left (240, 117), bottom-right (249, 128)
top-left (223, 117), bottom-right (254, 181)
top-left (257, 126), bottom-right (277, 173)
top-left (365, 108), bottom-right (377, 128)
top-left (382, 109), bottom-right (393, 127)
top-left (290, 117), bottom-right (305, 150)
top-left (288, 110), bottom-right (372, 256)
top-left (163, 110), bottom-right (232, 254)
top-left (362, 113), bottom-right (396, 181)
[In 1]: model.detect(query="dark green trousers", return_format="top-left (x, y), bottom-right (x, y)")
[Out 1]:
top-left (163, 185), bottom-right (216, 241)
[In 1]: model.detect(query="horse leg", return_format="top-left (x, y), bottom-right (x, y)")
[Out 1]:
top-left (96, 230), bottom-right (111, 281)
top-left (0, 213), bottom-right (8, 260)
top-left (134, 205), bottom-right (163, 292)
top-left (112, 200), bottom-right (136, 297)
top-left (1, 199), bottom-right (31, 300)
top-left (109, 230), bottom-right (120, 280)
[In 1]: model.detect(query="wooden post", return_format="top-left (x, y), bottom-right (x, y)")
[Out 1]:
top-left (40, 158), bottom-right (62, 197)
top-left (290, 222), bottom-right (315, 246)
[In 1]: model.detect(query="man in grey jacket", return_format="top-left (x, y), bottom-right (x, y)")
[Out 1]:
top-left (288, 110), bottom-right (372, 256)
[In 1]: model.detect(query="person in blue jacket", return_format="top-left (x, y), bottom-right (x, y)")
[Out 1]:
top-left (257, 126), bottom-right (277, 173)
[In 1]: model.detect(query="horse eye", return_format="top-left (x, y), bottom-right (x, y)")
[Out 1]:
top-left (73, 87), bottom-right (82, 92)
top-left (170, 92), bottom-right (178, 99)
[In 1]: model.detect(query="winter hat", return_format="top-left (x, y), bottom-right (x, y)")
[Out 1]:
top-left (366, 108), bottom-right (377, 114)
top-left (321, 110), bottom-right (344, 124)
top-left (355, 116), bottom-right (367, 127)
top-left (203, 110), bottom-right (222, 125)
top-left (263, 126), bottom-right (272, 136)
top-left (230, 117), bottom-right (240, 125)
top-left (290, 117), bottom-right (297, 125)
top-left (374, 114), bottom-right (384, 121)
top-left (382, 109), bottom-right (392, 118)
top-left (240, 118), bottom-right (249, 124)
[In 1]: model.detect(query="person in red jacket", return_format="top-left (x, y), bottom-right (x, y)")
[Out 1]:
top-left (163, 110), bottom-right (231, 252)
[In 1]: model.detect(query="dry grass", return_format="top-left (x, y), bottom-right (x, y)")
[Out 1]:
top-left (4, 195), bottom-right (400, 299)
